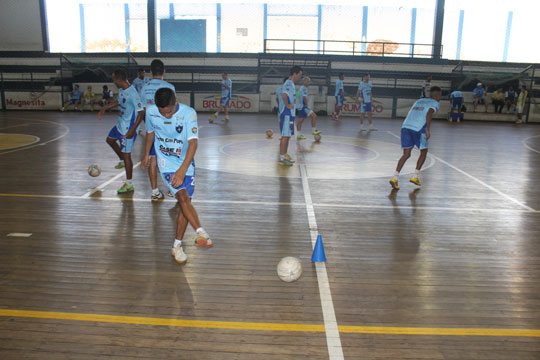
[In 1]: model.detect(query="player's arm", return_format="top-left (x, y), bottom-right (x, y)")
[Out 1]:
top-left (97, 99), bottom-right (119, 120)
top-left (220, 82), bottom-right (231, 90)
top-left (126, 108), bottom-right (146, 139)
top-left (425, 108), bottom-right (435, 140)
top-left (172, 139), bottom-right (197, 187)
top-left (340, 86), bottom-right (345, 96)
top-left (142, 130), bottom-right (154, 169)
top-left (303, 95), bottom-right (308, 107)
top-left (282, 92), bottom-right (293, 109)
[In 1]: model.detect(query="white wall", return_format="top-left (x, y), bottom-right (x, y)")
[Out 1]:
top-left (0, 0), bottom-right (44, 51)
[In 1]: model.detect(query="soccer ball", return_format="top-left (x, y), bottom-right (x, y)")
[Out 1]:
top-left (88, 164), bottom-right (101, 177)
top-left (266, 129), bottom-right (273, 138)
top-left (314, 133), bottom-right (322, 142)
top-left (277, 256), bottom-right (302, 282)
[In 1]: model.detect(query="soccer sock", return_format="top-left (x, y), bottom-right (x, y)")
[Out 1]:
top-left (173, 239), bottom-right (181, 248)
top-left (414, 169), bottom-right (420, 178)
top-left (126, 179), bottom-right (133, 185)
top-left (279, 155), bottom-right (285, 161)
top-left (152, 188), bottom-right (160, 195)
top-left (196, 227), bottom-right (205, 234)
top-left (393, 171), bottom-right (399, 180)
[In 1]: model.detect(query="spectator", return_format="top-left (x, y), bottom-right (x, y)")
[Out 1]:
top-left (99, 85), bottom-right (114, 107)
top-left (421, 75), bottom-right (432, 98)
top-left (60, 84), bottom-right (83, 111)
top-left (505, 86), bottom-right (516, 113)
top-left (81, 85), bottom-right (96, 111)
top-left (472, 82), bottom-right (488, 113)
top-left (516, 85), bottom-right (528, 124)
top-left (491, 88), bottom-right (505, 113)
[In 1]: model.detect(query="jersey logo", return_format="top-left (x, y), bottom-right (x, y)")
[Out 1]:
top-left (176, 125), bottom-right (183, 133)
top-left (192, 127), bottom-right (197, 134)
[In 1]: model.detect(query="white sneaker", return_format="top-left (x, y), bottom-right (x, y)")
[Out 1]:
top-left (360, 125), bottom-right (365, 131)
top-left (284, 154), bottom-right (295, 163)
top-left (195, 229), bottom-right (213, 248)
top-left (369, 126), bottom-right (377, 131)
top-left (172, 245), bottom-right (188, 263)
top-left (151, 190), bottom-right (164, 201)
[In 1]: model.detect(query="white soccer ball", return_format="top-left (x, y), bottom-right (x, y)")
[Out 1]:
top-left (277, 256), bottom-right (302, 282)
top-left (88, 164), bottom-right (101, 177)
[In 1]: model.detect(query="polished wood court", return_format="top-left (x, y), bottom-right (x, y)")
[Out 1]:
top-left (0, 110), bottom-right (539, 359)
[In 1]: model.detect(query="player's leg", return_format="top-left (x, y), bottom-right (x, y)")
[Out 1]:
top-left (296, 116), bottom-right (305, 139)
top-left (176, 187), bottom-right (212, 248)
top-left (117, 136), bottom-right (136, 193)
top-left (390, 128), bottom-right (415, 190)
top-left (279, 113), bottom-right (294, 165)
top-left (367, 107), bottom-right (376, 130)
top-left (106, 128), bottom-right (125, 168)
top-left (224, 98), bottom-right (230, 121)
top-left (106, 137), bottom-right (123, 160)
top-left (410, 132), bottom-right (428, 186)
top-left (473, 99), bottom-right (478, 112)
top-left (310, 111), bottom-right (320, 134)
top-left (359, 112), bottom-right (366, 130)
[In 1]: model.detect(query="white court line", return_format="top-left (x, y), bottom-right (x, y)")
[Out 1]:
top-left (299, 164), bottom-right (344, 360)
top-left (522, 134), bottom-right (540, 154)
top-left (387, 131), bottom-right (536, 212)
top-left (80, 162), bottom-right (141, 198)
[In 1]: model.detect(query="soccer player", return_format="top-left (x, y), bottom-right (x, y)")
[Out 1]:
top-left (279, 66), bottom-right (303, 166)
top-left (296, 76), bottom-right (320, 140)
top-left (132, 68), bottom-right (149, 95)
top-left (516, 85), bottom-right (528, 124)
top-left (97, 69), bottom-right (144, 193)
top-left (449, 89), bottom-right (464, 122)
top-left (61, 84), bottom-right (84, 111)
top-left (143, 88), bottom-right (212, 263)
top-left (421, 75), bottom-right (432, 98)
top-left (209, 72), bottom-right (232, 123)
top-left (356, 73), bottom-right (376, 131)
top-left (127, 59), bottom-right (175, 201)
top-left (332, 73), bottom-right (345, 120)
top-left (389, 86), bottom-right (442, 190)
top-left (81, 86), bottom-right (96, 111)
top-left (473, 82), bottom-right (488, 113)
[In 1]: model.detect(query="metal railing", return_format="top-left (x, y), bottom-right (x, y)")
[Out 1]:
top-left (264, 39), bottom-right (440, 58)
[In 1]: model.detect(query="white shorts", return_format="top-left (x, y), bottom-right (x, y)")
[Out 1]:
top-left (516, 106), bottom-right (524, 114)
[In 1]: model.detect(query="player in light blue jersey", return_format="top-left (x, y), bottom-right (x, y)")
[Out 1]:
top-left (356, 74), bottom-right (376, 131)
top-left (209, 72), bottom-right (232, 123)
top-left (132, 68), bottom-right (149, 95)
top-left (473, 82), bottom-right (488, 113)
top-left (296, 77), bottom-right (320, 140)
top-left (449, 90), bottom-right (464, 122)
top-left (142, 88), bottom-right (212, 263)
top-left (332, 73), bottom-right (345, 120)
top-left (61, 84), bottom-right (84, 111)
top-left (279, 66), bottom-right (303, 166)
top-left (389, 86), bottom-right (442, 190)
top-left (275, 76), bottom-right (288, 125)
top-left (97, 69), bottom-right (144, 193)
top-left (127, 59), bottom-right (176, 201)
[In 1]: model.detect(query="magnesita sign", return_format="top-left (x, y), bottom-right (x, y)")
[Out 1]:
top-left (194, 93), bottom-right (259, 113)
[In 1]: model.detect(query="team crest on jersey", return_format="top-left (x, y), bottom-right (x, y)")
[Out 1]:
top-left (192, 127), bottom-right (197, 134)
top-left (176, 125), bottom-right (183, 133)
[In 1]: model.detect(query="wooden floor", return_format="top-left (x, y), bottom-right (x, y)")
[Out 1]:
top-left (0, 110), bottom-right (539, 359)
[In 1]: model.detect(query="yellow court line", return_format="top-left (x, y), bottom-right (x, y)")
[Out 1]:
top-left (1, 309), bottom-right (540, 338)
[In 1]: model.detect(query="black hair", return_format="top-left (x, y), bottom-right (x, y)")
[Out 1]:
top-left (113, 69), bottom-right (127, 81)
top-left (150, 59), bottom-right (165, 76)
top-left (430, 86), bottom-right (442, 94)
top-left (138, 68), bottom-right (145, 72)
top-left (155, 88), bottom-right (176, 108)
top-left (103, 85), bottom-right (108, 90)
top-left (290, 65), bottom-right (303, 76)
top-left (339, 72), bottom-right (344, 77)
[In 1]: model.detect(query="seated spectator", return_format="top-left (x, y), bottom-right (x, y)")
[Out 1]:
top-left (81, 86), bottom-right (96, 111)
top-left (99, 85), bottom-right (114, 107)
top-left (60, 84), bottom-right (83, 111)
top-left (505, 86), bottom-right (516, 113)
top-left (491, 88), bottom-right (505, 113)
top-left (473, 82), bottom-right (488, 113)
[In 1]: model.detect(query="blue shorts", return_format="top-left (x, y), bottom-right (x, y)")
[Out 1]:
top-left (149, 142), bottom-right (156, 157)
top-left (335, 95), bottom-right (344, 107)
top-left (297, 107), bottom-right (312, 118)
top-left (69, 98), bottom-right (79, 104)
top-left (108, 126), bottom-right (136, 153)
top-left (221, 96), bottom-right (230, 107)
top-left (161, 172), bottom-right (195, 198)
top-left (451, 98), bottom-right (463, 109)
top-left (360, 102), bottom-right (372, 113)
top-left (279, 112), bottom-right (295, 137)
top-left (401, 127), bottom-right (428, 150)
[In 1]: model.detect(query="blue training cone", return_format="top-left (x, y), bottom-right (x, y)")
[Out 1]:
top-left (311, 234), bottom-right (327, 262)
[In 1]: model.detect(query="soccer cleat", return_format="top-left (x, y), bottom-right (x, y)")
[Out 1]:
top-left (151, 190), bottom-right (164, 201)
top-left (172, 245), bottom-right (188, 263)
top-left (208, 114), bottom-right (217, 123)
top-left (409, 177), bottom-right (422, 186)
top-left (194, 229), bottom-right (213, 248)
top-left (223, 117), bottom-right (230, 122)
top-left (117, 183), bottom-right (134, 193)
top-left (312, 130), bottom-right (321, 135)
top-left (389, 178), bottom-right (400, 190)
top-left (114, 162), bottom-right (125, 169)
top-left (297, 134), bottom-right (306, 140)
top-left (280, 158), bottom-right (293, 166)
top-left (284, 154), bottom-right (295, 163)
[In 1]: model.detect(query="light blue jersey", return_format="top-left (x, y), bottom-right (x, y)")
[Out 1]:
top-left (132, 76), bottom-right (149, 94)
top-left (221, 78), bottom-right (232, 98)
top-left (335, 79), bottom-right (344, 96)
top-left (473, 88), bottom-right (485, 99)
top-left (402, 98), bottom-right (440, 132)
top-left (72, 89), bottom-right (83, 100)
top-left (115, 85), bottom-right (143, 135)
top-left (358, 81), bottom-right (373, 103)
top-left (146, 103), bottom-right (198, 176)
top-left (298, 85), bottom-right (309, 111)
top-left (281, 79), bottom-right (296, 115)
top-left (141, 78), bottom-right (176, 108)
top-left (450, 90), bottom-right (464, 99)
top-left (276, 86), bottom-right (284, 115)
